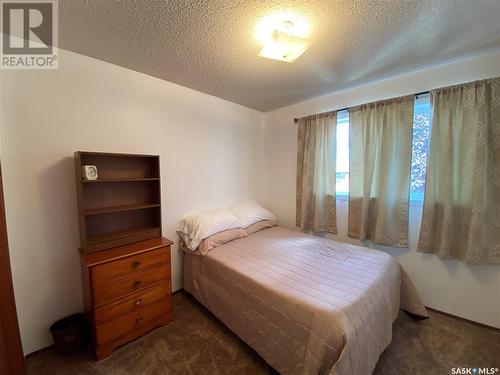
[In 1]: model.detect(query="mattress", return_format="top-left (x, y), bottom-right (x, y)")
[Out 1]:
top-left (183, 226), bottom-right (427, 375)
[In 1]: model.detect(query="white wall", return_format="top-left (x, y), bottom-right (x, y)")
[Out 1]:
top-left (262, 51), bottom-right (500, 329)
top-left (0, 49), bottom-right (264, 354)
top-left (2, 46), bottom-right (500, 356)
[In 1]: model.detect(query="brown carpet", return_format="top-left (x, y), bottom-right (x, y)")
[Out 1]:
top-left (27, 291), bottom-right (500, 375)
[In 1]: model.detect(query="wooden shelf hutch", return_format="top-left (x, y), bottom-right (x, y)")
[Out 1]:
top-left (74, 151), bottom-right (172, 360)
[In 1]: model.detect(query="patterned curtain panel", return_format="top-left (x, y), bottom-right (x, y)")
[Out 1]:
top-left (348, 96), bottom-right (414, 246)
top-left (296, 112), bottom-right (337, 233)
top-left (418, 78), bottom-right (500, 264)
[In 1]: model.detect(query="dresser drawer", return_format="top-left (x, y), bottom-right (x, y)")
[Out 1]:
top-left (95, 297), bottom-right (172, 345)
top-left (91, 247), bottom-right (170, 285)
top-left (92, 265), bottom-right (170, 306)
top-left (95, 281), bottom-right (171, 325)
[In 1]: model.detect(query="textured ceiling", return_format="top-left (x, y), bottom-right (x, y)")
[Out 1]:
top-left (59, 0), bottom-right (500, 111)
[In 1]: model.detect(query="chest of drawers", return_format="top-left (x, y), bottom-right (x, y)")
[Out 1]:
top-left (81, 237), bottom-right (173, 360)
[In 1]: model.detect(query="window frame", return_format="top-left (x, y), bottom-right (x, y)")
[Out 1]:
top-left (410, 93), bottom-right (431, 206)
top-left (335, 110), bottom-right (349, 200)
top-left (333, 95), bottom-right (432, 205)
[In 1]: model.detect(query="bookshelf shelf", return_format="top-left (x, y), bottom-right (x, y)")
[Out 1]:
top-left (81, 178), bottom-right (160, 183)
top-left (83, 203), bottom-right (160, 216)
top-left (75, 151), bottom-right (162, 253)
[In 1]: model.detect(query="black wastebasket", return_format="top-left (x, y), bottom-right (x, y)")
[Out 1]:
top-left (49, 313), bottom-right (88, 356)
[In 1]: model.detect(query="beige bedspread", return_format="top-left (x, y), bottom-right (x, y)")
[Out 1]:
top-left (183, 226), bottom-right (428, 375)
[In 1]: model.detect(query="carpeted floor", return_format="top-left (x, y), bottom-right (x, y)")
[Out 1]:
top-left (27, 291), bottom-right (500, 375)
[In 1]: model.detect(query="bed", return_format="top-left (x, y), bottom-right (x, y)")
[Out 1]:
top-left (183, 225), bottom-right (428, 375)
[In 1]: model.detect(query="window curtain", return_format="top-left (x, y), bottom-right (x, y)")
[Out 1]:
top-left (296, 112), bottom-right (337, 233)
top-left (418, 77), bottom-right (500, 264)
top-left (348, 96), bottom-right (414, 246)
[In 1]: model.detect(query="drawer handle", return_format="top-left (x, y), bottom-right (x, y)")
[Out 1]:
top-left (134, 299), bottom-right (142, 306)
top-left (136, 316), bottom-right (143, 324)
top-left (133, 280), bottom-right (142, 288)
top-left (132, 261), bottom-right (141, 269)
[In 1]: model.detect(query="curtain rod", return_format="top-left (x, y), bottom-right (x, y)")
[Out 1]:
top-left (293, 91), bottom-right (430, 124)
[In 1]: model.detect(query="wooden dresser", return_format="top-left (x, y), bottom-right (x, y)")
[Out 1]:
top-left (81, 237), bottom-right (173, 360)
top-left (75, 151), bottom-right (173, 359)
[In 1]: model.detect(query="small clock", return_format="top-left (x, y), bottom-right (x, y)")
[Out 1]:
top-left (82, 165), bottom-right (98, 180)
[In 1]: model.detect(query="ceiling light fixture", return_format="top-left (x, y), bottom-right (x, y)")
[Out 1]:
top-left (255, 12), bottom-right (311, 63)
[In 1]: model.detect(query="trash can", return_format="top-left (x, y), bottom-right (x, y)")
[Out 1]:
top-left (49, 313), bottom-right (88, 356)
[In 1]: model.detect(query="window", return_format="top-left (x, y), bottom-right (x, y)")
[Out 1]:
top-left (336, 110), bottom-right (349, 196)
top-left (334, 95), bottom-right (431, 201)
top-left (410, 94), bottom-right (431, 202)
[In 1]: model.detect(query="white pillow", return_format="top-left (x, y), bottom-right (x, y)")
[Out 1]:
top-left (229, 201), bottom-right (276, 228)
top-left (177, 208), bottom-right (242, 251)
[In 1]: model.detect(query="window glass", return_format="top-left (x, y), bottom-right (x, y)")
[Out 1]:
top-left (336, 110), bottom-right (349, 195)
top-left (410, 94), bottom-right (431, 202)
top-left (334, 95), bottom-right (431, 201)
